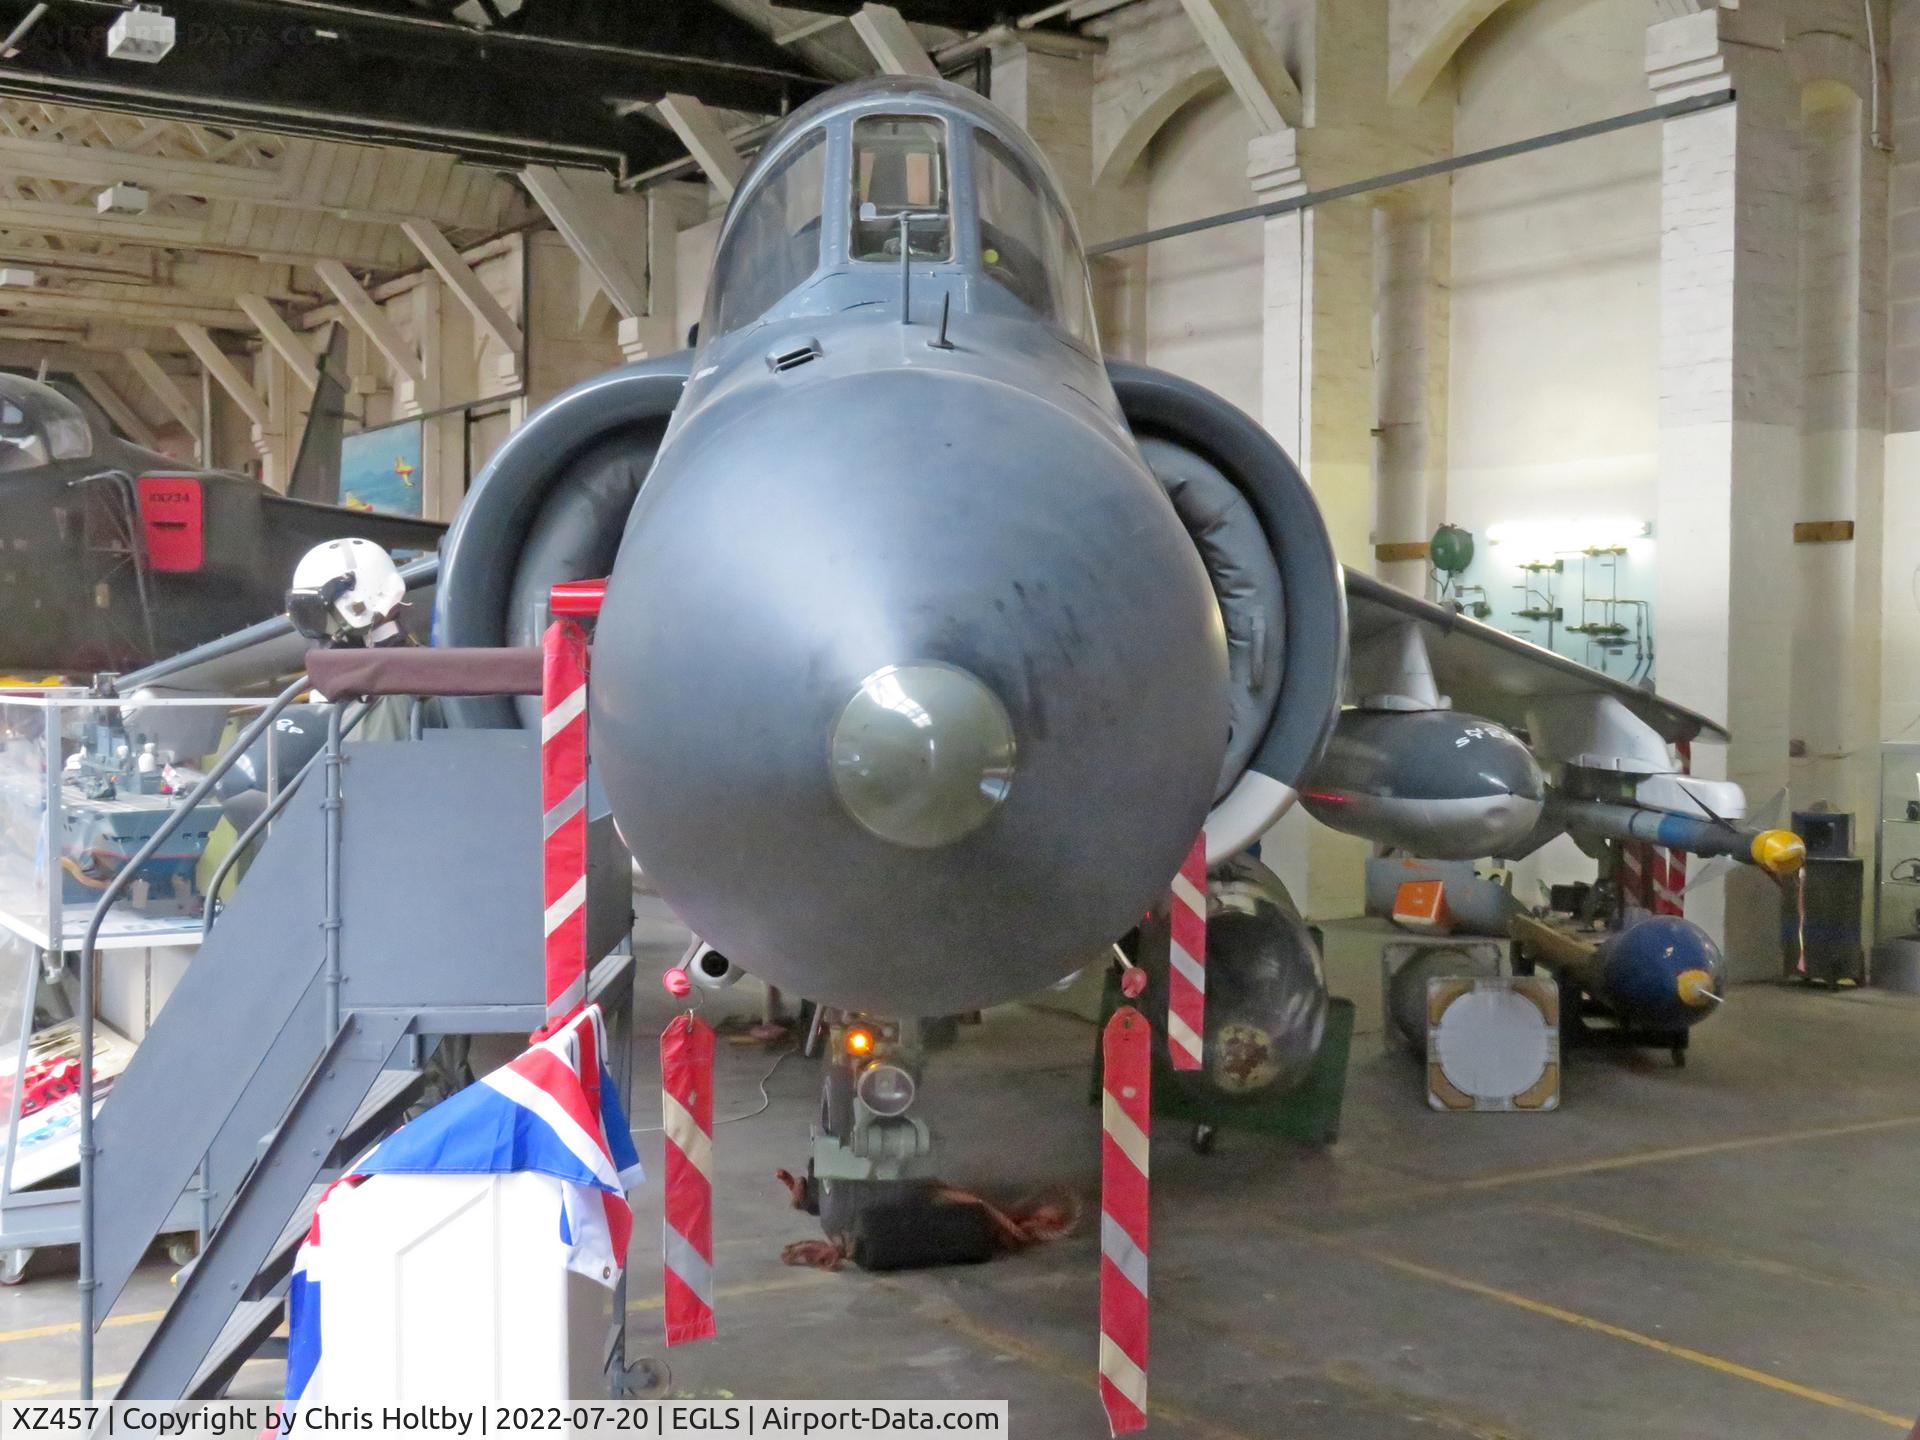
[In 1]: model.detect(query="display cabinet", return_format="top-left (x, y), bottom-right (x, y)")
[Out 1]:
top-left (1872, 742), bottom-right (1920, 990)
top-left (0, 691), bottom-right (272, 1277)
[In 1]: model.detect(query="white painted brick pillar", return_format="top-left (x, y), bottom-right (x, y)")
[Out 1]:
top-left (1882, 0), bottom-right (1920, 801)
top-left (991, 37), bottom-right (1096, 232)
top-left (1248, 128), bottom-right (1308, 464)
top-left (1372, 199), bottom-right (1442, 597)
top-left (1646, 4), bottom-right (1799, 976)
top-left (1246, 124), bottom-right (1368, 919)
top-left (1790, 89), bottom-right (1884, 879)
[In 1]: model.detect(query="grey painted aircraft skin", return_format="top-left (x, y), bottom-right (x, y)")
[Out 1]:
top-left (1302, 709), bottom-right (1545, 859)
top-left (435, 76), bottom-right (1795, 1028)
top-left (591, 78), bottom-right (1230, 1017)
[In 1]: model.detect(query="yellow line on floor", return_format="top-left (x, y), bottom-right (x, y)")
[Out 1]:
top-left (1155, 1294), bottom-right (1537, 1440)
top-left (1305, 1231), bottom-right (1913, 1431)
top-left (869, 1277), bottom-right (1258, 1440)
top-left (1328, 1363), bottom-right (1536, 1440)
top-left (1525, 1203), bottom-right (1920, 1311)
top-left (1451, 1113), bottom-right (1920, 1193)
top-left (1329, 1113), bottom-right (1920, 1216)
top-left (626, 1271), bottom-right (832, 1314)
top-left (0, 1310), bottom-right (166, 1346)
top-left (0, 1372), bottom-right (127, 1400)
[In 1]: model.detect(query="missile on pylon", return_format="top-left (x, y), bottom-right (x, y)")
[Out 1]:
top-left (1544, 797), bottom-right (1805, 881)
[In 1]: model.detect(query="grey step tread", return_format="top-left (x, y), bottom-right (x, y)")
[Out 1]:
top-left (119, 1009), bottom-right (414, 1399)
top-left (337, 1065), bottom-right (428, 1162)
top-left (185, 1294), bottom-right (285, 1400)
top-left (248, 1064), bottom-right (425, 1297)
top-left (171, 1065), bottom-right (423, 1295)
top-left (239, 1179), bottom-right (327, 1304)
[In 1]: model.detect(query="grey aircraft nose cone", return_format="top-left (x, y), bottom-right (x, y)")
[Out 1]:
top-left (590, 367), bottom-right (1229, 1016)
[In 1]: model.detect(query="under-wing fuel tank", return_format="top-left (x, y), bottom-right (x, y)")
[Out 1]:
top-left (1300, 709), bottom-right (1545, 860)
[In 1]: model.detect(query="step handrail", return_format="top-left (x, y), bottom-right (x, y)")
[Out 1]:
top-left (201, 699), bottom-right (370, 935)
top-left (77, 675), bottom-right (310, 1398)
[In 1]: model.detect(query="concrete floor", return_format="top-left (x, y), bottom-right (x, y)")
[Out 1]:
top-left (4, 913), bottom-right (1920, 1438)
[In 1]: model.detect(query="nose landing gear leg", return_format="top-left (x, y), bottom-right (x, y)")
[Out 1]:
top-left (791, 1017), bottom-right (996, 1269)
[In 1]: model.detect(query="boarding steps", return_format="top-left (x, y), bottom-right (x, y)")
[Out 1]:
top-left (87, 731), bottom-right (634, 1399)
top-left (174, 1067), bottom-right (425, 1398)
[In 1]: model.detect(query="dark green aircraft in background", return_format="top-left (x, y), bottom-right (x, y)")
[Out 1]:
top-left (0, 367), bottom-right (440, 676)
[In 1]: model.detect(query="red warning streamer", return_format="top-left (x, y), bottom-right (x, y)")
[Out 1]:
top-left (1652, 847), bottom-right (1686, 917)
top-left (1099, 1007), bottom-right (1151, 1435)
top-left (540, 618), bottom-right (591, 1032)
top-left (661, 1013), bottom-right (717, 1346)
top-left (1165, 834), bottom-right (1207, 1071)
top-left (1658, 739), bottom-right (1691, 918)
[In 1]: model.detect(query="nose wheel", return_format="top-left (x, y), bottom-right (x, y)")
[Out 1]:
top-left (798, 1021), bottom-right (940, 1259)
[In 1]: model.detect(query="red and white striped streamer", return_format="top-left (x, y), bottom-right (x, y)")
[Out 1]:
top-left (1619, 842), bottom-right (1648, 911)
top-left (661, 1013), bottom-right (717, 1347)
top-left (1652, 848), bottom-right (1686, 916)
top-left (1165, 835), bottom-right (1207, 1071)
top-left (540, 618), bottom-right (591, 1032)
top-left (1099, 1006), bottom-right (1151, 1436)
top-left (1658, 740), bottom-right (1691, 917)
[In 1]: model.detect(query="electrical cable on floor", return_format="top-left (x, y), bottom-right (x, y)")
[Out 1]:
top-left (629, 1045), bottom-right (794, 1138)
top-left (720, 1046), bottom-right (794, 1126)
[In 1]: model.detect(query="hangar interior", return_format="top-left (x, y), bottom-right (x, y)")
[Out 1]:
top-left (0, 0), bottom-right (1916, 1436)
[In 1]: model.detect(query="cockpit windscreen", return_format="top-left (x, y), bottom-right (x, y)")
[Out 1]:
top-left (0, 380), bottom-right (93, 474)
top-left (973, 129), bottom-right (1097, 349)
top-left (851, 115), bottom-right (951, 263)
top-left (706, 128), bottom-right (828, 340)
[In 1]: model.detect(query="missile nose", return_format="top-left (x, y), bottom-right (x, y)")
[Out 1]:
top-left (1751, 828), bottom-right (1806, 877)
top-left (829, 662), bottom-right (1017, 848)
top-left (1676, 967), bottom-right (1719, 1008)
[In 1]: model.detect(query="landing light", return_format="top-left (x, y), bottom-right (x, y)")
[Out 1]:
top-left (844, 1026), bottom-right (874, 1058)
top-left (857, 1062), bottom-right (915, 1118)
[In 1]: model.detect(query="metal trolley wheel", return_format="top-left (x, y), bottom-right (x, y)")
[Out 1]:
top-left (0, 1248), bottom-right (31, 1286)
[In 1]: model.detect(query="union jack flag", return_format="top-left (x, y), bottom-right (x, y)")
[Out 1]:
top-left (282, 1007), bottom-right (643, 1405)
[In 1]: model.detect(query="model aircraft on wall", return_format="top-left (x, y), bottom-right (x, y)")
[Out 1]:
top-left (429, 76), bottom-right (1803, 1230)
top-left (0, 368), bottom-right (441, 676)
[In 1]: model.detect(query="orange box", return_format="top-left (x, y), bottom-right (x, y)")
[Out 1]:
top-left (1392, 879), bottom-right (1454, 935)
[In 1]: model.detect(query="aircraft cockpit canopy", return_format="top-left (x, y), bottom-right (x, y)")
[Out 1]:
top-left (701, 81), bottom-right (1098, 353)
top-left (0, 376), bottom-right (94, 474)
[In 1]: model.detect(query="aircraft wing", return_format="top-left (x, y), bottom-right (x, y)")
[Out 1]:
top-left (259, 493), bottom-right (446, 553)
top-left (1343, 569), bottom-right (1726, 745)
top-left (108, 555), bottom-right (440, 695)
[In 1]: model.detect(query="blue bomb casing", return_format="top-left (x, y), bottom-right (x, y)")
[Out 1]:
top-left (1592, 915), bottom-right (1725, 1031)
